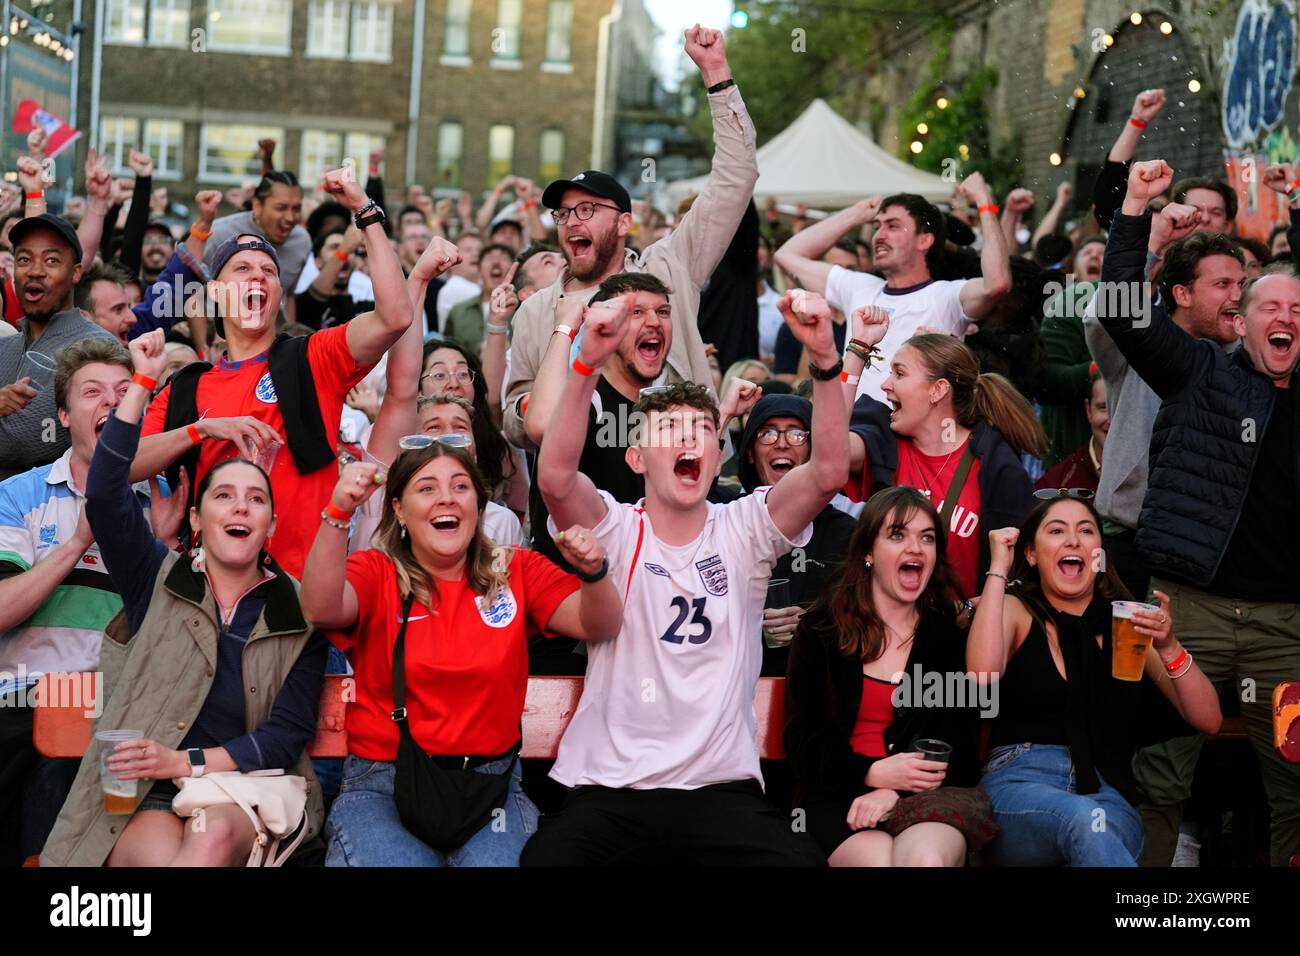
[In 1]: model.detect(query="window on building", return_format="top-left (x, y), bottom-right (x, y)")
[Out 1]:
top-left (544, 0), bottom-right (572, 64)
top-left (144, 120), bottom-right (184, 178)
top-left (343, 132), bottom-right (385, 176)
top-left (306, 0), bottom-right (349, 57)
top-left (539, 128), bottom-right (565, 183)
top-left (105, 0), bottom-right (145, 43)
top-left (493, 0), bottom-right (522, 61)
top-left (443, 0), bottom-right (471, 57)
top-left (208, 0), bottom-right (291, 54)
top-left (201, 124), bottom-right (283, 182)
top-left (149, 0), bottom-right (190, 46)
top-left (300, 130), bottom-right (343, 183)
top-left (488, 124), bottom-right (514, 185)
top-left (350, 2), bottom-right (393, 61)
top-left (100, 116), bottom-right (140, 173)
top-left (436, 122), bottom-right (463, 188)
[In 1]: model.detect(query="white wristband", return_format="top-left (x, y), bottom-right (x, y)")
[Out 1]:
top-left (553, 324), bottom-right (576, 342)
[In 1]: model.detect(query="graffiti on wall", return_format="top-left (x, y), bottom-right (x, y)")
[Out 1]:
top-left (1222, 0), bottom-right (1296, 149)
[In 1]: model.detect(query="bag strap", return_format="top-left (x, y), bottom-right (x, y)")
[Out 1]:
top-left (938, 444), bottom-right (977, 530)
top-left (391, 591), bottom-right (417, 723)
top-left (198, 772), bottom-right (272, 867)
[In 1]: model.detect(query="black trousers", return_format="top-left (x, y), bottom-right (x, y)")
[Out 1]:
top-left (0, 701), bottom-right (78, 865)
top-left (520, 779), bottom-right (825, 867)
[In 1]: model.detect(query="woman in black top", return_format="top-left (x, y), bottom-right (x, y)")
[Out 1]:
top-left (785, 487), bottom-right (982, 866)
top-left (968, 493), bottom-right (1221, 866)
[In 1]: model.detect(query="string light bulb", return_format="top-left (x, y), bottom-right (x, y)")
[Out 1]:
top-left (1130, 12), bottom-right (1143, 25)
top-left (1049, 152), bottom-right (1063, 166)
top-left (936, 97), bottom-right (949, 110)
top-left (910, 141), bottom-right (924, 154)
top-left (1160, 21), bottom-right (1173, 35)
top-left (1188, 79), bottom-right (1201, 93)
top-left (917, 122), bottom-right (928, 134)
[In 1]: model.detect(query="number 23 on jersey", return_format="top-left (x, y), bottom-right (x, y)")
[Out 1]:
top-left (660, 596), bottom-right (713, 645)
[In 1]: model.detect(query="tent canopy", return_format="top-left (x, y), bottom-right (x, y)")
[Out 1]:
top-left (667, 98), bottom-right (953, 208)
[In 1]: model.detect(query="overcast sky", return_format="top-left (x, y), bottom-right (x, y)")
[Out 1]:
top-left (644, 0), bottom-right (735, 88)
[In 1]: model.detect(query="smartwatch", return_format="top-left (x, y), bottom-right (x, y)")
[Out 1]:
top-left (187, 748), bottom-right (206, 777)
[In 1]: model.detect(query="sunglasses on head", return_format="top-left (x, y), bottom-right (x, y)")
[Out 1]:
top-left (1033, 487), bottom-right (1096, 501)
top-left (398, 433), bottom-right (473, 451)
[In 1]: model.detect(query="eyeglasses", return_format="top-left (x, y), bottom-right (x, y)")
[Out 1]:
top-left (399, 433), bottom-right (473, 450)
top-left (638, 385), bottom-right (673, 397)
top-left (1033, 487), bottom-right (1096, 501)
top-left (757, 427), bottom-right (809, 446)
top-left (551, 201), bottom-right (622, 225)
top-left (420, 368), bottom-right (475, 388)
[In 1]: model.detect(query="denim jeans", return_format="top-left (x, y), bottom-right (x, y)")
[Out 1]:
top-left (980, 743), bottom-right (1143, 867)
top-left (324, 754), bottom-right (537, 866)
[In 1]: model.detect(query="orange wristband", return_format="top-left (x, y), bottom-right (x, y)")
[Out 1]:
top-left (978, 203), bottom-right (999, 216)
top-left (573, 357), bottom-right (597, 376)
top-left (335, 248), bottom-right (350, 262)
top-left (131, 373), bottom-right (157, 392)
top-left (324, 501), bottom-right (353, 521)
top-left (189, 223), bottom-right (212, 241)
top-left (186, 424), bottom-right (202, 444)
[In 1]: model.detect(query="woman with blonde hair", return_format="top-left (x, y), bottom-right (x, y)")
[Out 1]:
top-left (301, 442), bottom-right (621, 866)
top-left (845, 308), bottom-right (1045, 606)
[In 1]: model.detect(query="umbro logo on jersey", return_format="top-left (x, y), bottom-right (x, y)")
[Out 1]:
top-left (695, 555), bottom-right (728, 596)
top-left (644, 563), bottom-right (669, 577)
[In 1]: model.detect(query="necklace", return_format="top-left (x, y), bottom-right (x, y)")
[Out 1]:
top-left (917, 443), bottom-right (960, 501)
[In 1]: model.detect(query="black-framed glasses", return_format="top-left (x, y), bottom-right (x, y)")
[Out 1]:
top-left (1033, 487), bottom-right (1096, 501)
top-left (757, 427), bottom-right (810, 446)
top-left (398, 433), bottom-right (473, 451)
top-left (551, 201), bottom-right (621, 225)
top-left (420, 368), bottom-right (475, 388)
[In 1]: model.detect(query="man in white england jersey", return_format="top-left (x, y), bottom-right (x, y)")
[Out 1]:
top-left (773, 181), bottom-right (1011, 404)
top-left (520, 289), bottom-right (848, 866)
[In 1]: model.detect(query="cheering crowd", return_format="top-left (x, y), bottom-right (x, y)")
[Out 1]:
top-left (0, 27), bottom-right (1297, 869)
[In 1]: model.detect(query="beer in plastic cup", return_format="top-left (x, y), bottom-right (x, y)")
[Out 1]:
top-left (1111, 601), bottom-right (1158, 681)
top-left (763, 578), bottom-right (793, 649)
top-left (96, 729), bottom-right (143, 814)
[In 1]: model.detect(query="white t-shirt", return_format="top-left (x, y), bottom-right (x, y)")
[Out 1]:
top-left (824, 265), bottom-right (970, 403)
top-left (548, 489), bottom-right (811, 790)
top-left (757, 282), bottom-right (784, 359)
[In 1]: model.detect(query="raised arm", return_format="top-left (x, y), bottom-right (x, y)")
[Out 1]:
top-left (1095, 89), bottom-right (1165, 229)
top-left (842, 305), bottom-right (890, 413)
top-left (76, 148), bottom-right (113, 272)
top-left (1032, 182), bottom-right (1073, 248)
top-left (774, 198), bottom-right (879, 296)
top-left (522, 295), bottom-right (586, 446)
top-left (117, 151), bottom-right (155, 274)
top-left (536, 298), bottom-right (629, 532)
top-left (481, 262), bottom-right (519, 427)
top-left (301, 460), bottom-right (385, 630)
top-left (321, 166), bottom-right (413, 366)
top-left (1001, 188), bottom-right (1034, 252)
top-left (543, 528), bottom-right (623, 641)
top-left (957, 172), bottom-right (1013, 320)
top-left (764, 291), bottom-right (850, 539)
top-left (966, 527), bottom-right (1025, 677)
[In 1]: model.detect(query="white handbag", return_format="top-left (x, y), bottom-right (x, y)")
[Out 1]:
top-left (171, 770), bottom-right (309, 867)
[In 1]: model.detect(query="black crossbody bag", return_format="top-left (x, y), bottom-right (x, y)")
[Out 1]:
top-left (390, 592), bottom-right (520, 851)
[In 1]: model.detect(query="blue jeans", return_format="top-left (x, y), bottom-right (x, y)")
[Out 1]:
top-left (324, 754), bottom-right (537, 867)
top-left (980, 743), bottom-right (1143, 867)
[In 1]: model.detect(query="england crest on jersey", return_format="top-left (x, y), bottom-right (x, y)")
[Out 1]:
top-left (695, 555), bottom-right (728, 596)
top-left (476, 585), bottom-right (518, 628)
top-left (255, 372), bottom-right (278, 404)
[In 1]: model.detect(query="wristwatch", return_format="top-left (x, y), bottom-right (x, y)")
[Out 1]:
top-left (354, 199), bottom-right (386, 231)
top-left (807, 358), bottom-right (845, 381)
top-left (187, 748), bottom-right (206, 777)
top-left (576, 557), bottom-right (609, 584)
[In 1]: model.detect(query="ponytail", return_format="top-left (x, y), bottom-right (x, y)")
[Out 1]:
top-left (972, 373), bottom-right (1048, 458)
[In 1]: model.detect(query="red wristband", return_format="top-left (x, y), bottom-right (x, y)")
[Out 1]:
top-left (1129, 117), bottom-right (1148, 129)
top-left (186, 424), bottom-right (202, 445)
top-left (573, 357), bottom-right (597, 377)
top-left (1287, 179), bottom-right (1300, 194)
top-left (978, 203), bottom-right (999, 216)
top-left (25, 191), bottom-right (44, 200)
top-left (1164, 647), bottom-right (1189, 674)
top-left (522, 200), bottom-right (538, 210)
top-left (324, 501), bottom-right (353, 522)
top-left (334, 248), bottom-right (350, 262)
top-left (131, 373), bottom-right (157, 392)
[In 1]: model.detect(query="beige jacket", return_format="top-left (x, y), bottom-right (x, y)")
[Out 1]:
top-left (41, 552), bottom-right (322, 867)
top-left (502, 83), bottom-right (759, 450)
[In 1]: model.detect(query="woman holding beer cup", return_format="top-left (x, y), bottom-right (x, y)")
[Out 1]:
top-left (42, 330), bottom-right (327, 867)
top-left (968, 491), bottom-right (1221, 866)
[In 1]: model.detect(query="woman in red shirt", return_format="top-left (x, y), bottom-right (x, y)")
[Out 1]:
top-left (301, 441), bottom-right (621, 867)
top-left (844, 308), bottom-right (1044, 604)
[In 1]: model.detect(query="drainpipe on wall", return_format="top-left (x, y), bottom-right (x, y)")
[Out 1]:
top-left (591, 0), bottom-right (622, 170)
top-left (406, 0), bottom-right (426, 190)
top-left (88, 0), bottom-right (104, 156)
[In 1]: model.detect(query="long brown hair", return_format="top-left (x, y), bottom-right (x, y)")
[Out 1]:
top-left (905, 334), bottom-right (1048, 458)
top-left (817, 486), bottom-right (961, 662)
top-left (373, 443), bottom-right (510, 610)
top-left (1007, 495), bottom-right (1130, 636)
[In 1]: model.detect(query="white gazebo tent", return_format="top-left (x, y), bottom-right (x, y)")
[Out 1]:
top-left (667, 98), bottom-right (953, 209)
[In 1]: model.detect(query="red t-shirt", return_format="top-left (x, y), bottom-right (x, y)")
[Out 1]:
top-left (330, 548), bottom-right (580, 760)
top-left (4, 278), bottom-right (21, 326)
top-left (848, 438), bottom-right (983, 598)
top-left (850, 675), bottom-right (897, 758)
top-left (142, 325), bottom-right (369, 578)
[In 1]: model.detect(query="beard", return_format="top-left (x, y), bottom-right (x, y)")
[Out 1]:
top-left (565, 227), bottom-right (622, 283)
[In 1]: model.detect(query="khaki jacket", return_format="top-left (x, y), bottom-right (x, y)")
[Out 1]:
top-left (41, 552), bottom-right (323, 867)
top-left (502, 83), bottom-right (759, 450)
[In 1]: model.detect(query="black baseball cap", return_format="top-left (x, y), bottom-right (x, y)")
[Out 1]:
top-left (8, 213), bottom-right (83, 263)
top-left (209, 235), bottom-right (281, 278)
top-left (542, 171), bottom-right (632, 214)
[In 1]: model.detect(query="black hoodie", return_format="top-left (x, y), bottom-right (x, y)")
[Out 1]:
top-left (739, 395), bottom-right (857, 676)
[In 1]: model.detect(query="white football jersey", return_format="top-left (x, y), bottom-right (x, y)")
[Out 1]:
top-left (549, 489), bottom-right (811, 790)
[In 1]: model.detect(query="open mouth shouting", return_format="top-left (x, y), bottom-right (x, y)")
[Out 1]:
top-left (431, 514), bottom-right (462, 533)
top-left (1057, 553), bottom-right (1086, 580)
top-left (898, 559), bottom-right (925, 592)
top-left (223, 523), bottom-right (252, 540)
top-left (768, 455), bottom-right (796, 476)
top-left (1266, 327), bottom-right (1295, 363)
top-left (94, 414), bottom-right (110, 439)
top-left (674, 452), bottom-right (702, 483)
top-left (636, 332), bottom-right (663, 366)
top-left (23, 282), bottom-right (47, 308)
top-left (566, 234), bottom-right (593, 261)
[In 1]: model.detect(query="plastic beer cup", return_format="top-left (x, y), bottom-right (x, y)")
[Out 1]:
top-left (1111, 601), bottom-right (1158, 681)
top-left (96, 729), bottom-right (143, 814)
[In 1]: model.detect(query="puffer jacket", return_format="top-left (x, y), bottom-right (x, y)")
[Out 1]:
top-left (1095, 211), bottom-right (1300, 587)
top-left (40, 553), bottom-right (323, 866)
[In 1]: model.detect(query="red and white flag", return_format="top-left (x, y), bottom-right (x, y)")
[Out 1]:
top-left (11, 100), bottom-right (80, 158)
